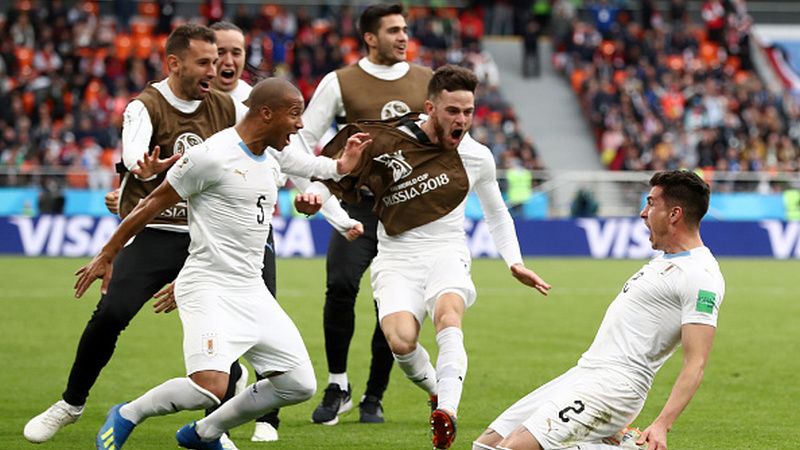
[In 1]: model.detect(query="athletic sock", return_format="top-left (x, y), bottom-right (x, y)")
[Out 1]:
top-left (435, 327), bottom-right (467, 415)
top-left (394, 345), bottom-right (437, 395)
top-left (196, 361), bottom-right (316, 440)
top-left (120, 378), bottom-right (220, 424)
top-left (328, 372), bottom-right (349, 391)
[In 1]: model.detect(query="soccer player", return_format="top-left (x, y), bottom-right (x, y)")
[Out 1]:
top-left (295, 64), bottom-right (551, 450)
top-left (73, 78), bottom-right (369, 450)
top-left (279, 3), bottom-right (434, 425)
top-left (23, 24), bottom-right (243, 444)
top-left (472, 170), bottom-right (725, 450)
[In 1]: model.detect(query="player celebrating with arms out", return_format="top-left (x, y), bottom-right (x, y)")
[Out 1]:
top-left (296, 64), bottom-right (551, 449)
top-left (74, 78), bottom-right (367, 450)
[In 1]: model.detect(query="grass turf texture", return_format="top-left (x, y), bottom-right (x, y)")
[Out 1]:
top-left (1, 257), bottom-right (798, 449)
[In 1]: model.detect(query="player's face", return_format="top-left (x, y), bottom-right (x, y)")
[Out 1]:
top-left (214, 29), bottom-right (246, 92)
top-left (174, 39), bottom-right (218, 100)
top-left (371, 14), bottom-right (408, 65)
top-left (265, 92), bottom-right (305, 151)
top-left (427, 89), bottom-right (474, 152)
top-left (640, 186), bottom-right (672, 250)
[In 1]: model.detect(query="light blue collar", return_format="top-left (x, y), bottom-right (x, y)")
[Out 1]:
top-left (238, 141), bottom-right (266, 162)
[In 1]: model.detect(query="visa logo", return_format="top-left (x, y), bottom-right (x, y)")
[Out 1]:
top-left (577, 218), bottom-right (655, 259)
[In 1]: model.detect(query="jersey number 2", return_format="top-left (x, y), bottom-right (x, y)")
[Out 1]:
top-left (256, 195), bottom-right (266, 224)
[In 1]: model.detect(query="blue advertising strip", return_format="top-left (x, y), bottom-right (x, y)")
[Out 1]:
top-left (1, 216), bottom-right (799, 258)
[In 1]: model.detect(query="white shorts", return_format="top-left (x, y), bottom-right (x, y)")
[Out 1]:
top-left (175, 282), bottom-right (310, 376)
top-left (370, 246), bottom-right (477, 324)
top-left (489, 367), bottom-right (644, 449)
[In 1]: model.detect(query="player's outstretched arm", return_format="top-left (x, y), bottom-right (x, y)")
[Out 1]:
top-left (637, 323), bottom-right (716, 450)
top-left (74, 181), bottom-right (183, 299)
top-left (510, 263), bottom-right (551, 296)
top-left (335, 132), bottom-right (372, 175)
top-left (131, 145), bottom-right (182, 180)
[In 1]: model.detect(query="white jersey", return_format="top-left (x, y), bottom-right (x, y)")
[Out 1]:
top-left (166, 128), bottom-right (281, 288)
top-left (377, 128), bottom-right (524, 268)
top-left (229, 80), bottom-right (253, 104)
top-left (577, 246), bottom-right (725, 398)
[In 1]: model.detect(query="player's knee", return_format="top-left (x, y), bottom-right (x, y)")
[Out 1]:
top-left (474, 428), bottom-right (502, 449)
top-left (270, 361), bottom-right (316, 403)
top-left (189, 371), bottom-right (228, 401)
top-left (387, 337), bottom-right (417, 356)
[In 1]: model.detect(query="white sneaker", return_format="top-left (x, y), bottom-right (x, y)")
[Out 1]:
top-left (234, 362), bottom-right (249, 395)
top-left (251, 422), bottom-right (279, 442)
top-left (220, 433), bottom-right (240, 450)
top-left (23, 400), bottom-right (84, 443)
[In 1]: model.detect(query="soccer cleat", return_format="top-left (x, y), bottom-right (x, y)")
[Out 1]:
top-left (95, 403), bottom-right (136, 449)
top-left (250, 422), bottom-right (279, 442)
top-left (311, 383), bottom-right (352, 425)
top-left (430, 409), bottom-right (457, 449)
top-left (358, 395), bottom-right (385, 423)
top-left (234, 362), bottom-right (249, 396)
top-left (23, 400), bottom-right (84, 443)
top-left (219, 433), bottom-right (239, 450)
top-left (176, 422), bottom-right (224, 450)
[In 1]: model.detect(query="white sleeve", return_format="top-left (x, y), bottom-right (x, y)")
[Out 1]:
top-left (474, 153), bottom-right (524, 267)
top-left (677, 268), bottom-right (722, 327)
top-left (305, 181), bottom-right (333, 203)
top-left (234, 99), bottom-right (248, 124)
top-left (121, 100), bottom-right (154, 178)
top-left (165, 145), bottom-right (222, 199)
top-left (297, 71), bottom-right (344, 152)
top-left (268, 140), bottom-right (343, 181)
top-left (289, 174), bottom-right (359, 234)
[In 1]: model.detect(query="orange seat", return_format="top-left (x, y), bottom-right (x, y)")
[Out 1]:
top-left (114, 34), bottom-right (133, 61)
top-left (134, 36), bottom-right (154, 59)
top-left (138, 1), bottom-right (159, 18)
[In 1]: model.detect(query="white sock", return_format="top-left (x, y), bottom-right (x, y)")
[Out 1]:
top-left (196, 361), bottom-right (316, 440)
top-left (394, 345), bottom-right (437, 395)
top-left (435, 327), bottom-right (467, 415)
top-left (119, 378), bottom-right (219, 424)
top-left (328, 372), bottom-right (349, 391)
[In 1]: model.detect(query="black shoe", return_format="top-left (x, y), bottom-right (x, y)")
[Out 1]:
top-left (358, 395), bottom-right (384, 424)
top-left (311, 383), bottom-right (352, 425)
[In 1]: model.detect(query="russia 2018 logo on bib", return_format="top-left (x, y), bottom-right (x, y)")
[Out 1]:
top-left (174, 132), bottom-right (204, 155)
top-left (381, 100), bottom-right (411, 119)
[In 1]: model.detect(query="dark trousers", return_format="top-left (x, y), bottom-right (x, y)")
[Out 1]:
top-left (323, 196), bottom-right (393, 399)
top-left (62, 228), bottom-right (190, 406)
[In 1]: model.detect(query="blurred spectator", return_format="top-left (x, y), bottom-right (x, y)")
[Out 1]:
top-left (552, 0), bottom-right (800, 183)
top-left (571, 188), bottom-right (599, 217)
top-left (522, 18), bottom-right (541, 78)
top-left (0, 2), bottom-right (541, 194)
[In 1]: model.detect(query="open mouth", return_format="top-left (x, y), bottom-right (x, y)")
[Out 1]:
top-left (450, 129), bottom-right (463, 140)
top-left (199, 80), bottom-right (211, 92)
top-left (220, 69), bottom-right (236, 81)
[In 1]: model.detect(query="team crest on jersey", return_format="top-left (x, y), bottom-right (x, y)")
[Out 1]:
top-left (381, 100), bottom-right (411, 119)
top-left (374, 151), bottom-right (413, 182)
top-left (174, 132), bottom-right (204, 155)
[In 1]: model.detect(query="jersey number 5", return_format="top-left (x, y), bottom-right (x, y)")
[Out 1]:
top-left (256, 195), bottom-right (266, 224)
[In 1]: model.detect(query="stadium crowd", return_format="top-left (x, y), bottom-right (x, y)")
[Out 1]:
top-left (554, 0), bottom-right (800, 181)
top-left (0, 1), bottom-right (543, 191)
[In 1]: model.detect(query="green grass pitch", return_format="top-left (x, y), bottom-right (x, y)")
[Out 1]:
top-left (1, 256), bottom-right (798, 449)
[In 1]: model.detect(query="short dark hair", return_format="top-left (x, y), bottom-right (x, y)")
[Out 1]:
top-left (166, 24), bottom-right (216, 57)
top-left (359, 3), bottom-right (404, 40)
top-left (209, 21), bottom-right (243, 34)
top-left (649, 170), bottom-right (710, 226)
top-left (427, 65), bottom-right (479, 99)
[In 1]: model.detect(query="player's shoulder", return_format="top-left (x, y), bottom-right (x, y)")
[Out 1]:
top-left (660, 247), bottom-right (724, 290)
top-left (458, 132), bottom-right (492, 160)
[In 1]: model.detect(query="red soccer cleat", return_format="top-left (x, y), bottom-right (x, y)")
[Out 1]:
top-left (430, 409), bottom-right (457, 449)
